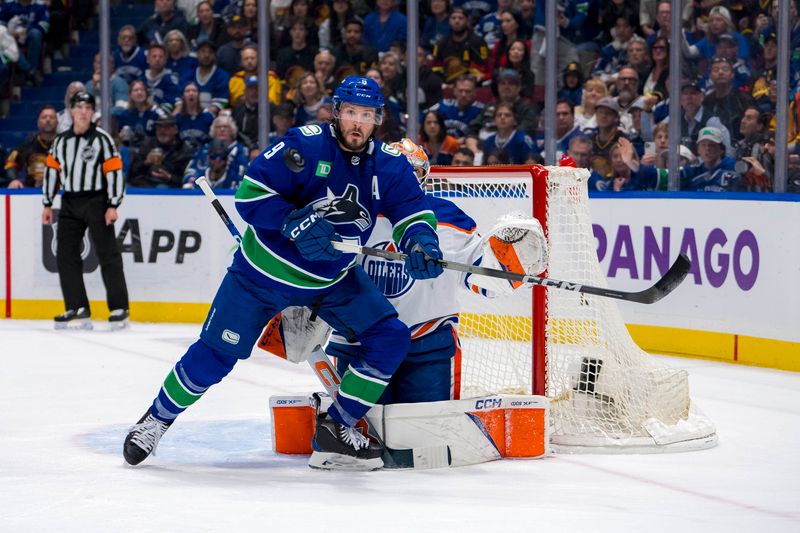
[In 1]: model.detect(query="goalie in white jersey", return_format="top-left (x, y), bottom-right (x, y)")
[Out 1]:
top-left (325, 139), bottom-right (549, 403)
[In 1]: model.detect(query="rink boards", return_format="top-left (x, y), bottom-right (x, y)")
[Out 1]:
top-left (0, 188), bottom-right (798, 371)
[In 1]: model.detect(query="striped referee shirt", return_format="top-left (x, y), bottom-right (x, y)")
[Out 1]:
top-left (42, 125), bottom-right (124, 208)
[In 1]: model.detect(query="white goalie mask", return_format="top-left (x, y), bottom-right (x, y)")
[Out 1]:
top-left (390, 138), bottom-right (431, 186)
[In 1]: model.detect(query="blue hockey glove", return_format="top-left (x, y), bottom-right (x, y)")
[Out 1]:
top-left (281, 205), bottom-right (343, 261)
top-left (404, 232), bottom-right (443, 280)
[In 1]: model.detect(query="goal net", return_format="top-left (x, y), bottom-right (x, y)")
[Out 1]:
top-left (426, 165), bottom-right (717, 453)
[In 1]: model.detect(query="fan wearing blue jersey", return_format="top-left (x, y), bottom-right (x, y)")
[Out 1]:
top-left (123, 76), bottom-right (444, 471)
top-left (326, 139), bottom-right (549, 405)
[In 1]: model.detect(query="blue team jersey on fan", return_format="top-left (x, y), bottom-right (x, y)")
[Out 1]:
top-left (233, 124), bottom-right (437, 294)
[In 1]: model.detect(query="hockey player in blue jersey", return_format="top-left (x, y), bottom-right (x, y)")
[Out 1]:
top-left (123, 76), bottom-right (445, 471)
top-left (325, 138), bottom-right (549, 405)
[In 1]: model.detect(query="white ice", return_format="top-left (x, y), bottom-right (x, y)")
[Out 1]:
top-left (1, 320), bottom-right (799, 532)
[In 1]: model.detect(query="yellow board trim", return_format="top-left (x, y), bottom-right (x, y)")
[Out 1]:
top-left (3, 302), bottom-right (798, 372)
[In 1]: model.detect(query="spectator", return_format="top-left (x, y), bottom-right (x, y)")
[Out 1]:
top-left (292, 71), bottom-right (329, 126)
top-left (137, 0), bottom-right (190, 47)
top-left (490, 38), bottom-right (535, 99)
top-left (429, 74), bottom-right (484, 140)
top-left (313, 48), bottom-right (337, 96)
top-left (273, 0), bottom-right (318, 50)
top-left (164, 29), bottom-right (197, 80)
top-left (239, 0), bottom-right (259, 41)
top-left (57, 82), bottom-right (100, 134)
top-left (228, 44), bottom-right (282, 108)
top-left (701, 33), bottom-right (752, 92)
top-left (364, 68), bottom-right (404, 142)
top-left (128, 116), bottom-right (193, 188)
top-left (679, 127), bottom-right (740, 191)
top-left (641, 120), bottom-right (669, 166)
top-left (85, 54), bottom-right (129, 117)
top-left (751, 27), bottom-right (777, 108)
top-left (451, 146), bottom-right (475, 165)
top-left (268, 102), bottom-right (296, 145)
top-left (484, 148), bottom-right (511, 165)
top-left (174, 82), bottom-right (216, 150)
top-left (599, 0), bottom-right (639, 45)
top-left (605, 136), bottom-right (668, 191)
top-left (645, 0), bottom-right (672, 46)
top-left (187, 0), bottom-right (226, 49)
top-left (673, 79), bottom-right (731, 154)
top-left (574, 77), bottom-right (608, 132)
top-left (419, 110), bottom-right (460, 165)
top-left (0, 0), bottom-right (49, 86)
top-left (115, 79), bottom-right (167, 149)
top-left (558, 62), bottom-right (584, 108)
top-left (536, 99), bottom-right (581, 160)
top-left (626, 37), bottom-right (651, 88)
top-left (183, 116), bottom-right (248, 189)
top-left (378, 51), bottom-right (406, 107)
top-left (178, 1), bottom-right (204, 26)
top-left (432, 7), bottom-right (489, 84)
top-left (332, 18), bottom-right (378, 77)
top-left (216, 15), bottom-right (251, 75)
top-left (487, 9), bottom-right (528, 76)
top-left (482, 103), bottom-right (534, 165)
top-left (703, 57), bottom-right (754, 143)
top-left (0, 24), bottom-right (19, 92)
top-left (683, 6), bottom-right (750, 63)
top-left (319, 0), bottom-right (359, 50)
top-left (276, 17), bottom-right (317, 80)
top-left (642, 36), bottom-right (669, 110)
top-left (143, 43), bottom-right (181, 114)
top-left (567, 134), bottom-right (603, 181)
top-left (592, 13), bottom-right (637, 85)
top-left (475, 0), bottom-right (511, 52)
top-left (231, 75), bottom-right (259, 149)
top-left (180, 41), bottom-right (230, 111)
top-left (530, 0), bottom-right (597, 83)
top-left (738, 132), bottom-right (775, 192)
top-left (423, 0), bottom-right (452, 53)
top-left (466, 68), bottom-right (536, 152)
top-left (615, 66), bottom-right (642, 135)
top-left (588, 96), bottom-right (627, 178)
top-left (363, 0), bottom-right (407, 54)
top-left (113, 25), bottom-right (148, 85)
top-left (734, 106), bottom-right (771, 161)
top-left (4, 105), bottom-right (57, 188)
top-left (517, 0), bottom-right (535, 38)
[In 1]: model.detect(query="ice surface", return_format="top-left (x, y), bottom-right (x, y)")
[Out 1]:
top-left (1, 320), bottom-right (798, 532)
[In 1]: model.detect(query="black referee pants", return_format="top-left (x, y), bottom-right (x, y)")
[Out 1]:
top-left (56, 193), bottom-right (129, 313)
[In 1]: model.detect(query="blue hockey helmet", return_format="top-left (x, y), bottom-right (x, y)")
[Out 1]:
top-left (332, 76), bottom-right (384, 125)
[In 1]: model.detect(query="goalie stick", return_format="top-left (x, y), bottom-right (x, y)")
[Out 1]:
top-left (330, 241), bottom-right (690, 305)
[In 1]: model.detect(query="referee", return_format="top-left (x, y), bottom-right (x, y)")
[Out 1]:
top-left (41, 91), bottom-right (130, 330)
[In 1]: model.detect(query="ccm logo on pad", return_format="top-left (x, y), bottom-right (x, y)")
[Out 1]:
top-left (222, 329), bottom-right (241, 345)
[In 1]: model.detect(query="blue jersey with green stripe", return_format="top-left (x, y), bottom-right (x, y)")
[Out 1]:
top-left (233, 124), bottom-right (437, 294)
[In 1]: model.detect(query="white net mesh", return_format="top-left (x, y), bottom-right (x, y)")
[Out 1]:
top-left (426, 166), bottom-right (716, 452)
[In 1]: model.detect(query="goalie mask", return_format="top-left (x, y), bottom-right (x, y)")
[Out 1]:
top-left (390, 138), bottom-right (431, 186)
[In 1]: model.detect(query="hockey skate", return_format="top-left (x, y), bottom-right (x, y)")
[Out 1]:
top-left (309, 413), bottom-right (384, 471)
top-left (123, 410), bottom-right (172, 466)
top-left (109, 309), bottom-right (129, 331)
top-left (54, 307), bottom-right (92, 330)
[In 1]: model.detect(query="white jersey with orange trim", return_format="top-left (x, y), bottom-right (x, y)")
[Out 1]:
top-left (330, 196), bottom-right (484, 343)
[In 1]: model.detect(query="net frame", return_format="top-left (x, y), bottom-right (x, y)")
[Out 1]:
top-left (426, 164), bottom-right (717, 453)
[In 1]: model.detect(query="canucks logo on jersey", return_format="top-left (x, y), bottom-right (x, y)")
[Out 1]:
top-left (312, 184), bottom-right (372, 231)
top-left (361, 241), bottom-right (414, 298)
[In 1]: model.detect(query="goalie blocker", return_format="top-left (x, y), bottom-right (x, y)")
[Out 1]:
top-left (270, 393), bottom-right (550, 468)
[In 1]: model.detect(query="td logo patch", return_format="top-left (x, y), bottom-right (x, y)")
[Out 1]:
top-left (315, 161), bottom-right (332, 178)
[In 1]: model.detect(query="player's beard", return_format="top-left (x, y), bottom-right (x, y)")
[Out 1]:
top-left (337, 122), bottom-right (375, 152)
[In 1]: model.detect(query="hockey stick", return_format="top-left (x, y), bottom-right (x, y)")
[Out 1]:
top-left (196, 177), bottom-right (242, 243)
top-left (331, 241), bottom-right (690, 305)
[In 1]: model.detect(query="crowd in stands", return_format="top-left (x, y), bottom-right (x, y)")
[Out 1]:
top-left (1, 0), bottom-right (800, 193)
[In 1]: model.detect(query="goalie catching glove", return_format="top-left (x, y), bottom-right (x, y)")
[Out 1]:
top-left (470, 211), bottom-right (549, 294)
top-left (281, 205), bottom-right (343, 261)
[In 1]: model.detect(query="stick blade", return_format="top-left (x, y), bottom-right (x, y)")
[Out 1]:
top-left (630, 253), bottom-right (692, 304)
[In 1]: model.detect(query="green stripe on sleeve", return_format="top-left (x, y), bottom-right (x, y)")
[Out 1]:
top-left (391, 211), bottom-right (437, 246)
top-left (235, 176), bottom-right (277, 201)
